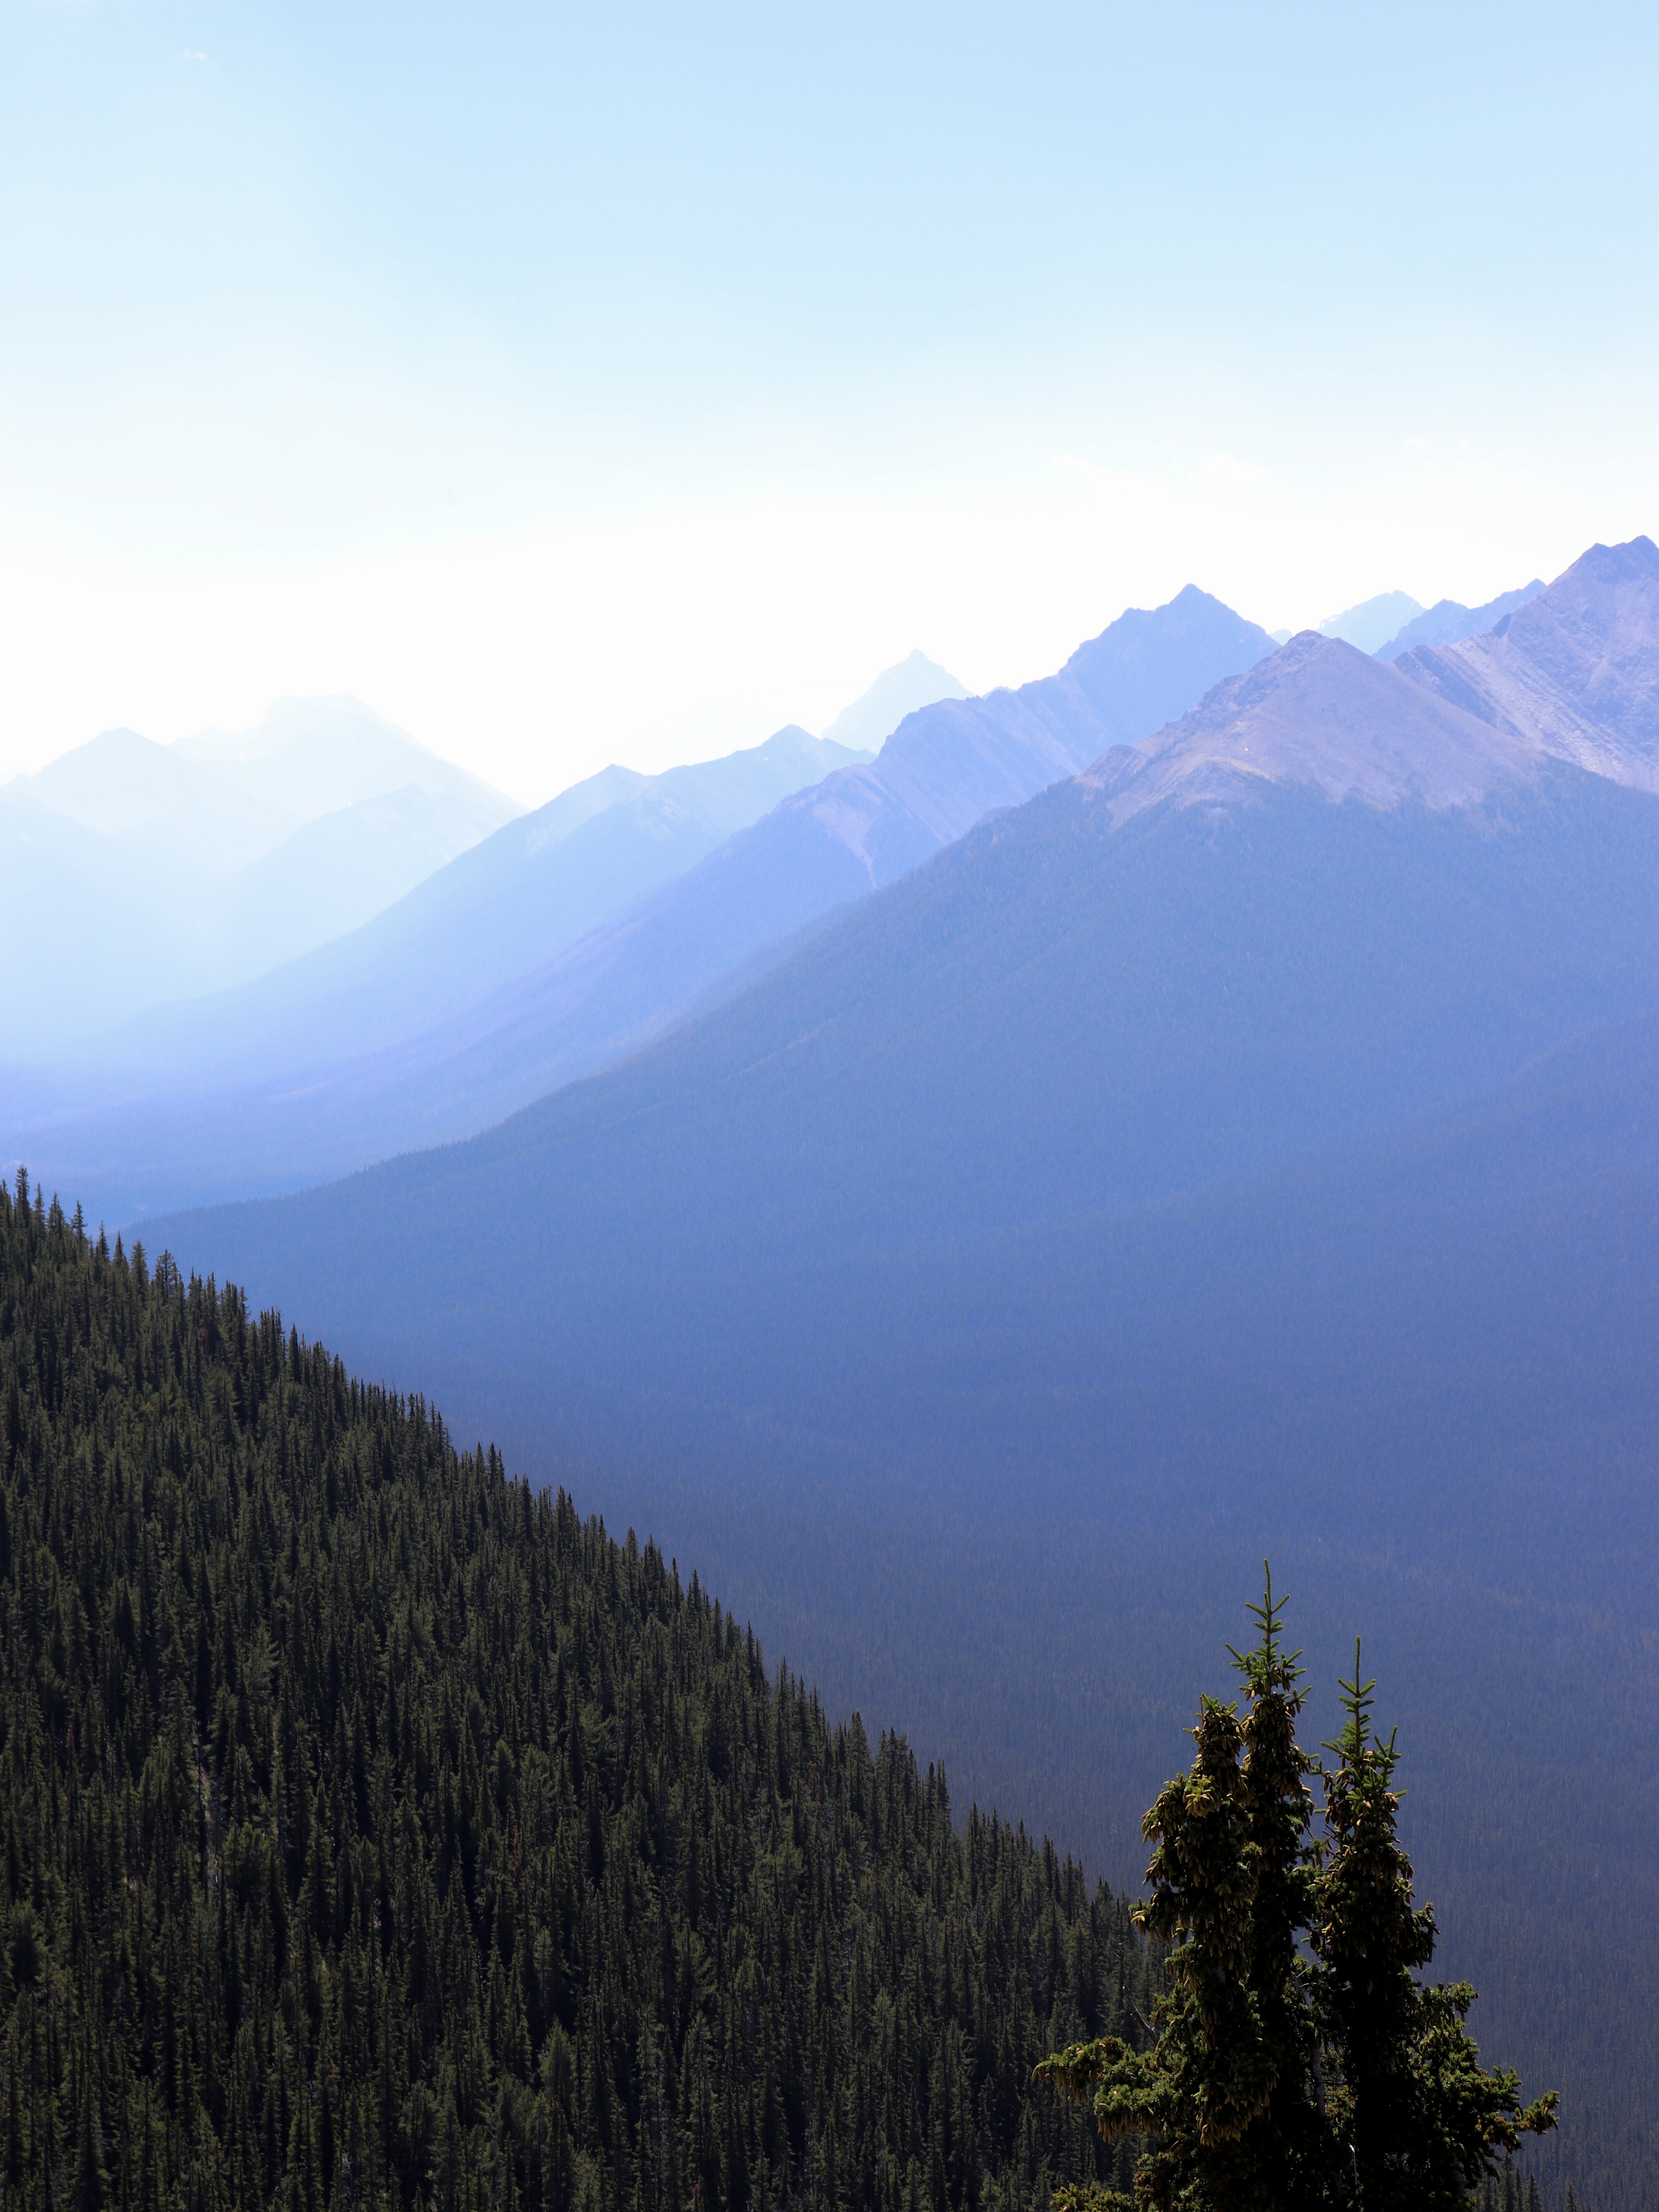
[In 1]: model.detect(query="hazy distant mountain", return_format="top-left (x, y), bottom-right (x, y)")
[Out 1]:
top-left (230, 784), bottom-right (523, 961)
top-left (175, 694), bottom-right (520, 833)
top-left (91, 723), bottom-right (870, 1086)
top-left (817, 649), bottom-right (967, 753)
top-left (1318, 589), bottom-right (1422, 654)
top-left (5, 588), bottom-right (1273, 1215)
top-left (1395, 535), bottom-right (1659, 786)
top-left (0, 698), bottom-right (525, 1054)
top-left (4, 726), bottom-right (289, 869)
top-left (1373, 578), bottom-right (1544, 661)
top-left (0, 790), bottom-right (210, 1047)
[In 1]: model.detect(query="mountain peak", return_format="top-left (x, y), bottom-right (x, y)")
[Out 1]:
top-left (1079, 629), bottom-right (1540, 827)
top-left (1395, 532), bottom-right (1659, 786)
top-left (1567, 533), bottom-right (1659, 586)
top-left (817, 653), bottom-right (968, 755)
top-left (1318, 590), bottom-right (1424, 655)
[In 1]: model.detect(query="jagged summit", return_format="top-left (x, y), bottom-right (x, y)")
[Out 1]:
top-left (1395, 534), bottom-right (1659, 787)
top-left (1078, 629), bottom-right (1542, 827)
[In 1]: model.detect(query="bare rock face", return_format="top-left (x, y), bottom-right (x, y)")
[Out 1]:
top-left (1078, 629), bottom-right (1543, 827)
top-left (1393, 535), bottom-right (1659, 788)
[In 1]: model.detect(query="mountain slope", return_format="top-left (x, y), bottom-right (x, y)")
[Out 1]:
top-left (1395, 535), bottom-right (1659, 783)
top-left (131, 593), bottom-right (1659, 2205)
top-left (0, 1182), bottom-right (1145, 2212)
top-left (136, 802), bottom-right (1659, 2205)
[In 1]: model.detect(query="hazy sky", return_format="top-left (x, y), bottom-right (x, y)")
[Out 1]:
top-left (3, 2), bottom-right (1657, 801)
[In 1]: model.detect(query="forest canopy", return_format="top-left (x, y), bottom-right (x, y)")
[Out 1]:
top-left (0, 1170), bottom-right (1155, 2212)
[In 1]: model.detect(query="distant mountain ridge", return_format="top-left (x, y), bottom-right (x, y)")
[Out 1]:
top-left (1082, 628), bottom-right (1541, 826)
top-left (0, 698), bottom-right (523, 1051)
top-left (69, 722), bottom-right (872, 1091)
top-left (174, 693), bottom-right (519, 827)
top-left (1374, 578), bottom-right (1544, 661)
top-left (2, 587), bottom-right (1275, 1217)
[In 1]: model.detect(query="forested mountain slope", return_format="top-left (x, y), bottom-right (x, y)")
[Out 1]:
top-left (0, 1177), bottom-right (1148, 2212)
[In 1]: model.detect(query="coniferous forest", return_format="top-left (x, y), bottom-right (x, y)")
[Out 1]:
top-left (0, 1172), bottom-right (1154, 2212)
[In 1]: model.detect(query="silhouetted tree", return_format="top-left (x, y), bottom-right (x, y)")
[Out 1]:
top-left (1040, 1574), bottom-right (1557, 2210)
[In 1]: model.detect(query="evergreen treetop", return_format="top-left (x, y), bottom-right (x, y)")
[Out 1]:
top-left (1039, 1572), bottom-right (1558, 2210)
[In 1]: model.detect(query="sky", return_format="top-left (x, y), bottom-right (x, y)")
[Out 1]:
top-left (2, 2), bottom-right (1657, 804)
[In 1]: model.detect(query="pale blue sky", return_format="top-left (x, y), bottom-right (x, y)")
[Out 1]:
top-left (3, 2), bottom-right (1657, 796)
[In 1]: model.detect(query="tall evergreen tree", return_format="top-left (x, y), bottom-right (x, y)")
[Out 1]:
top-left (1312, 1643), bottom-right (1557, 2206)
top-left (1039, 1581), bottom-right (1558, 2210)
top-left (1036, 1573), bottom-right (1321, 2210)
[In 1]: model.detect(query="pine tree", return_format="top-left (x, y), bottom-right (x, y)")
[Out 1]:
top-left (1039, 1580), bottom-right (1559, 2212)
top-left (1036, 1570), bottom-right (1322, 2210)
top-left (1312, 1643), bottom-right (1557, 2207)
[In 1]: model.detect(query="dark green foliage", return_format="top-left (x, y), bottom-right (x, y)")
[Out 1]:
top-left (1039, 1581), bottom-right (1557, 2210)
top-left (0, 1171), bottom-right (1157, 2212)
top-left (1313, 1647), bottom-right (1557, 2208)
top-left (1035, 1578), bottom-right (1323, 2211)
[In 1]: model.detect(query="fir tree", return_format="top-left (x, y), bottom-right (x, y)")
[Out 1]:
top-left (1312, 1643), bottom-right (1557, 2207)
top-left (1039, 1582), bottom-right (1559, 2212)
top-left (1036, 1571), bottom-right (1322, 2210)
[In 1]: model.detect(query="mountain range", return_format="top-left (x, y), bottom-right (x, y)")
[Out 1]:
top-left (0, 698), bottom-right (523, 1050)
top-left (2, 591), bottom-right (1272, 1217)
top-left (133, 536), bottom-right (1659, 2205)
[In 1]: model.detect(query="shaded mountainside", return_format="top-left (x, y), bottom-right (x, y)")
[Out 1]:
top-left (0, 1177), bottom-right (1152, 2212)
